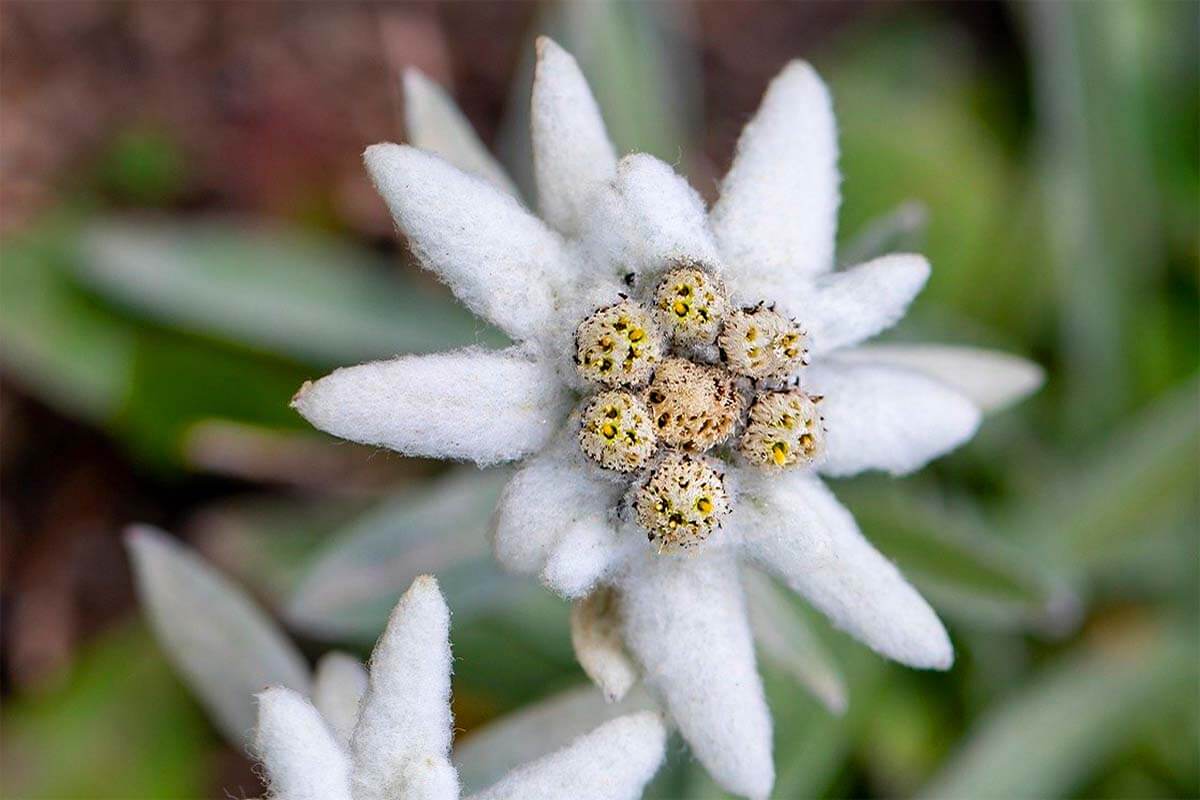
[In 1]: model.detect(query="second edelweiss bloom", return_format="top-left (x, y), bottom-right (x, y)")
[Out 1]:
top-left (254, 576), bottom-right (666, 800)
top-left (293, 38), bottom-right (1042, 799)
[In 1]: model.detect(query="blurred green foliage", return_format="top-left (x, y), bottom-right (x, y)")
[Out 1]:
top-left (93, 128), bottom-right (189, 207)
top-left (0, 626), bottom-right (210, 799)
top-left (1, 1), bottom-right (1196, 798)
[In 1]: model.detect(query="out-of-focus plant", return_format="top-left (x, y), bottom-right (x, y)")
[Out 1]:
top-left (0, 217), bottom-right (496, 470)
top-left (126, 526), bottom-right (666, 796)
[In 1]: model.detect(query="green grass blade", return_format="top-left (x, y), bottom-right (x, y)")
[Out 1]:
top-left (919, 627), bottom-right (1198, 799)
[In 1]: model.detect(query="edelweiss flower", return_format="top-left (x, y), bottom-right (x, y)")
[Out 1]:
top-left (294, 38), bottom-right (1042, 799)
top-left (255, 575), bottom-right (666, 800)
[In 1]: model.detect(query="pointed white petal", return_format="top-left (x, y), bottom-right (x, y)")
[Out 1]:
top-left (364, 144), bottom-right (568, 341)
top-left (743, 474), bottom-right (953, 669)
top-left (572, 185), bottom-right (641, 288)
top-left (466, 712), bottom-right (667, 800)
top-left (712, 60), bottom-right (839, 296)
top-left (292, 346), bottom-right (569, 466)
top-left (126, 526), bottom-right (309, 749)
top-left (490, 435), bottom-right (624, 587)
top-left (615, 153), bottom-right (721, 276)
top-left (403, 68), bottom-right (518, 197)
top-left (799, 253), bottom-right (930, 355)
top-left (834, 344), bottom-right (1045, 414)
top-left (312, 652), bottom-right (368, 748)
top-left (398, 755), bottom-right (460, 800)
top-left (532, 37), bottom-right (617, 236)
top-left (351, 576), bottom-right (453, 800)
top-left (541, 519), bottom-right (635, 599)
top-left (571, 588), bottom-right (638, 702)
top-left (617, 551), bottom-right (774, 800)
top-left (806, 360), bottom-right (981, 477)
top-left (453, 684), bottom-right (656, 793)
top-left (728, 468), bottom-right (831, 563)
top-left (254, 687), bottom-right (352, 800)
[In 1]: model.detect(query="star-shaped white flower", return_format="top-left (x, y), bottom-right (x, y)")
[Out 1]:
top-left (293, 38), bottom-right (1042, 799)
top-left (255, 575), bottom-right (667, 800)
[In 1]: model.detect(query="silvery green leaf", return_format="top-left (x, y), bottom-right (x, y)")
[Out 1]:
top-left (920, 629), bottom-right (1197, 799)
top-left (0, 229), bottom-right (134, 421)
top-left (77, 220), bottom-right (501, 367)
top-left (742, 568), bottom-right (847, 715)
top-left (285, 469), bottom-right (530, 641)
top-left (834, 344), bottom-right (1044, 415)
top-left (453, 683), bottom-right (655, 795)
top-left (842, 482), bottom-right (1078, 634)
top-left (403, 67), bottom-right (520, 198)
top-left (837, 201), bottom-right (928, 267)
top-left (126, 525), bottom-right (310, 748)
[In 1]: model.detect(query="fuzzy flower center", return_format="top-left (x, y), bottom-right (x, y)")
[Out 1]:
top-left (633, 451), bottom-right (730, 551)
top-left (739, 390), bottom-right (826, 470)
top-left (719, 306), bottom-right (808, 380)
top-left (653, 266), bottom-right (728, 346)
top-left (575, 300), bottom-right (662, 387)
top-left (644, 358), bottom-right (742, 452)
top-left (570, 264), bottom-right (825, 552)
top-left (578, 390), bottom-right (658, 472)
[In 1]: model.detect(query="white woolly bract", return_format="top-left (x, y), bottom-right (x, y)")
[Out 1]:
top-left (292, 347), bottom-right (569, 467)
top-left (532, 37), bottom-right (617, 237)
top-left (364, 144), bottom-right (568, 342)
top-left (541, 520), bottom-right (636, 599)
top-left (312, 652), bottom-right (368, 748)
top-left (806, 360), bottom-right (982, 477)
top-left (711, 60), bottom-right (839, 295)
top-left (743, 473), bottom-right (953, 670)
top-left (731, 468), bottom-right (834, 569)
top-left (465, 712), bottom-right (667, 800)
top-left (255, 687), bottom-right (352, 800)
top-left (453, 684), bottom-right (657, 792)
top-left (796, 253), bottom-right (931, 355)
top-left (616, 551), bottom-right (774, 800)
top-left (402, 68), bottom-right (519, 198)
top-left (835, 344), bottom-right (1045, 414)
top-left (351, 576), bottom-right (454, 800)
top-left (399, 755), bottom-right (460, 800)
top-left (571, 589), bottom-right (638, 702)
top-left (490, 434), bottom-right (625, 589)
top-left (613, 154), bottom-right (721, 278)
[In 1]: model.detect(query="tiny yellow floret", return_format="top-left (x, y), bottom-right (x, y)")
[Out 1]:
top-left (579, 390), bottom-right (658, 472)
top-left (575, 300), bottom-right (663, 388)
top-left (633, 451), bottom-right (731, 551)
top-left (719, 306), bottom-right (809, 380)
top-left (739, 390), bottom-right (825, 471)
top-left (652, 266), bottom-right (728, 346)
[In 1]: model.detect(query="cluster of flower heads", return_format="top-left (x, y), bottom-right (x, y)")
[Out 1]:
top-left (572, 262), bottom-right (825, 551)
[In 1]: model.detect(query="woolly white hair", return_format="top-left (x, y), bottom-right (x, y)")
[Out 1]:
top-left (254, 577), bottom-right (667, 800)
top-left (291, 37), bottom-right (1043, 799)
